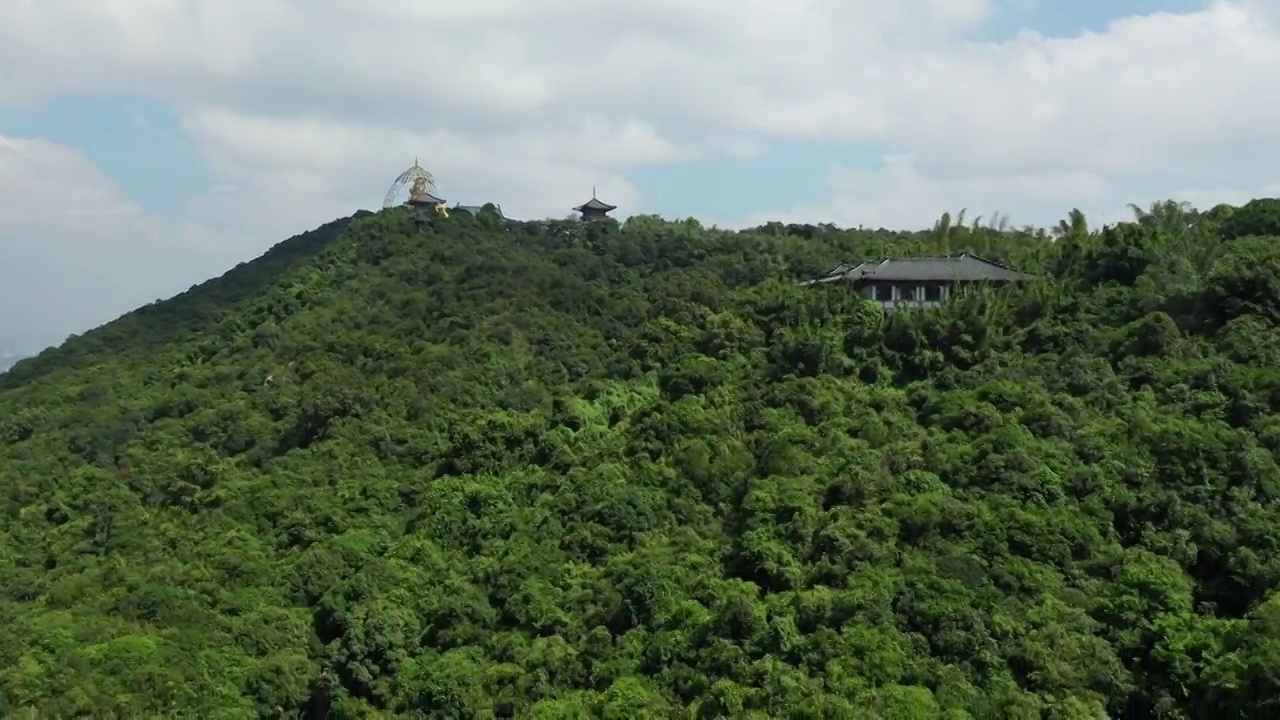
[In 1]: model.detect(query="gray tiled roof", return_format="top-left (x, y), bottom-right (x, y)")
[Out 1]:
top-left (826, 262), bottom-right (865, 276)
top-left (574, 197), bottom-right (616, 211)
top-left (455, 203), bottom-right (507, 218)
top-left (812, 253), bottom-right (1034, 284)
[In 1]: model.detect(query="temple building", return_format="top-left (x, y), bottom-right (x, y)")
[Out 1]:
top-left (407, 172), bottom-right (453, 220)
top-left (802, 253), bottom-right (1035, 309)
top-left (408, 189), bottom-right (448, 222)
top-left (574, 189), bottom-right (616, 222)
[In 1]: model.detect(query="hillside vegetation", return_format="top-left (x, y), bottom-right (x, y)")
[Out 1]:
top-left (3, 199), bottom-right (1280, 717)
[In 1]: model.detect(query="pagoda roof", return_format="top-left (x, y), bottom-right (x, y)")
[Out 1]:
top-left (407, 191), bottom-right (446, 205)
top-left (574, 194), bottom-right (616, 212)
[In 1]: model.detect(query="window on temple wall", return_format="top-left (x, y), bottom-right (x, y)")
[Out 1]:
top-left (874, 284), bottom-right (893, 302)
top-left (924, 284), bottom-right (942, 302)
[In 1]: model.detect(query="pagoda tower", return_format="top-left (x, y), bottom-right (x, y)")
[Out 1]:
top-left (573, 188), bottom-right (616, 222)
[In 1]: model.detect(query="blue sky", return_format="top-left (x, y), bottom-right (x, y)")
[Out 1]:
top-left (0, 0), bottom-right (1274, 354)
top-left (0, 98), bottom-right (211, 223)
top-left (995, 0), bottom-right (1204, 36)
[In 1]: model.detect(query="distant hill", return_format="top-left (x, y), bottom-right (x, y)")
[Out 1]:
top-left (2, 199), bottom-right (1280, 716)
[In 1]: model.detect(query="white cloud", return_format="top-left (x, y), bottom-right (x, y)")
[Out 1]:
top-left (0, 133), bottom-right (244, 350)
top-left (0, 136), bottom-right (147, 236)
top-left (4, 1), bottom-right (1277, 207)
top-left (749, 155), bottom-right (1118, 230)
top-left (1, 0), bottom-right (1280, 344)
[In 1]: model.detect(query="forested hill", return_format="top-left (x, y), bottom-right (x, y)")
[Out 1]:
top-left (1, 211), bottom-right (373, 385)
top-left (3, 199), bottom-right (1280, 717)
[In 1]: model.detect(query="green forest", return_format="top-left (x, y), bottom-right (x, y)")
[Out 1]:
top-left (3, 197), bottom-right (1280, 718)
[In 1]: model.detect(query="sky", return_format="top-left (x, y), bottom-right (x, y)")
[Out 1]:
top-left (1, 0), bottom-right (1279, 355)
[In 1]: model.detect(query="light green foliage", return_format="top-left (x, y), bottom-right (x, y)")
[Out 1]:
top-left (0, 203), bottom-right (1278, 716)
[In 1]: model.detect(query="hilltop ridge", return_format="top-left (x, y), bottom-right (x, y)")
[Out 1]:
top-left (1, 211), bottom-right (375, 385)
top-left (3, 199), bottom-right (1280, 716)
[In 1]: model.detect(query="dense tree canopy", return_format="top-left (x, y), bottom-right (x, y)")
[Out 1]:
top-left (3, 198), bottom-right (1280, 717)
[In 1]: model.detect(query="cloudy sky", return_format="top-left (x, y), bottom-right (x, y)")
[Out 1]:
top-left (1, 0), bottom-right (1278, 355)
